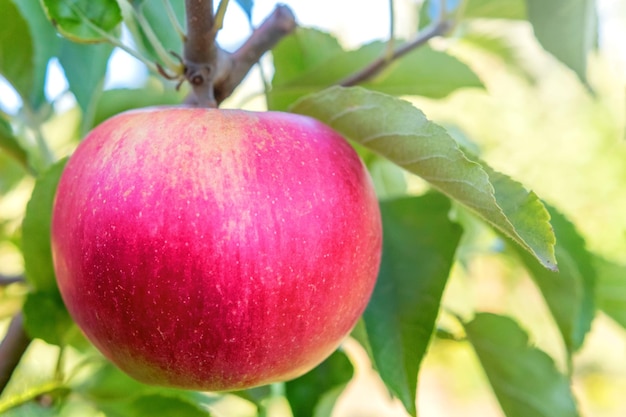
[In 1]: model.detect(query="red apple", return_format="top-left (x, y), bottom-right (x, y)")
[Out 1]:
top-left (51, 107), bottom-right (382, 391)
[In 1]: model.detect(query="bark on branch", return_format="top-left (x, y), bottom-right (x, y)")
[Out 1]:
top-left (214, 5), bottom-right (296, 104)
top-left (183, 2), bottom-right (296, 107)
top-left (0, 313), bottom-right (31, 394)
top-left (184, 0), bottom-right (219, 107)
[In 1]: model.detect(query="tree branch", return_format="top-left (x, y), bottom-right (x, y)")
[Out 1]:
top-left (339, 18), bottom-right (454, 87)
top-left (0, 275), bottom-right (24, 286)
top-left (184, 0), bottom-right (219, 107)
top-left (0, 313), bottom-right (31, 394)
top-left (214, 4), bottom-right (296, 104)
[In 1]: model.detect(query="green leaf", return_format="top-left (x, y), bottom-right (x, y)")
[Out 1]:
top-left (285, 350), bottom-right (354, 417)
top-left (291, 86), bottom-right (557, 269)
top-left (473, 160), bottom-right (556, 270)
top-left (463, 0), bottom-right (527, 19)
top-left (362, 193), bottom-right (462, 416)
top-left (22, 291), bottom-right (73, 345)
top-left (526, 0), bottom-right (596, 86)
top-left (270, 29), bottom-right (483, 110)
top-left (464, 313), bottom-right (580, 417)
top-left (513, 205), bottom-right (596, 353)
top-left (0, 115), bottom-right (29, 170)
top-left (593, 256), bottom-right (626, 329)
top-left (41, 0), bottom-right (122, 43)
top-left (58, 40), bottom-right (113, 129)
top-left (0, 0), bottom-right (35, 105)
top-left (22, 159), bottom-right (67, 292)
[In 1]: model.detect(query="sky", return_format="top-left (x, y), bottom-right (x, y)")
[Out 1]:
top-left (0, 0), bottom-right (625, 113)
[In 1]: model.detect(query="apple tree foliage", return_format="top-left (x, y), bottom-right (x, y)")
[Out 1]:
top-left (0, 0), bottom-right (624, 416)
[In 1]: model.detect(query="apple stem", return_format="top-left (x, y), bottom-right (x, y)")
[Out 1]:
top-left (0, 313), bottom-right (31, 395)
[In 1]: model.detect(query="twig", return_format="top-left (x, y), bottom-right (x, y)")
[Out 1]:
top-left (184, 0), bottom-right (219, 107)
top-left (0, 380), bottom-right (68, 414)
top-left (66, 2), bottom-right (162, 75)
top-left (339, 18), bottom-right (453, 87)
top-left (212, 0), bottom-right (230, 37)
top-left (0, 274), bottom-right (24, 286)
top-left (385, 0), bottom-right (395, 61)
top-left (213, 4), bottom-right (296, 104)
top-left (133, 4), bottom-right (182, 72)
top-left (0, 313), bottom-right (32, 395)
top-left (163, 0), bottom-right (186, 41)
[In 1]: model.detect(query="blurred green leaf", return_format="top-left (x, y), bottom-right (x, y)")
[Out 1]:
top-left (22, 159), bottom-right (67, 292)
top-left (58, 40), bottom-right (113, 130)
top-left (127, 394), bottom-right (212, 417)
top-left (91, 84), bottom-right (184, 128)
top-left (143, 0), bottom-right (185, 52)
top-left (1, 403), bottom-right (57, 417)
top-left (593, 256), bottom-right (626, 329)
top-left (270, 29), bottom-right (483, 110)
top-left (464, 0), bottom-right (526, 19)
top-left (526, 0), bottom-right (596, 86)
top-left (362, 43), bottom-right (483, 96)
top-left (21, 159), bottom-right (71, 346)
top-left (0, 0), bottom-right (35, 105)
top-left (126, 0), bottom-right (185, 65)
top-left (41, 0), bottom-right (122, 43)
top-left (465, 313), bottom-right (580, 417)
top-left (96, 392), bottom-right (214, 417)
top-left (361, 194), bottom-right (461, 417)
top-left (513, 205), bottom-right (596, 353)
top-left (79, 361), bottom-right (150, 401)
top-left (363, 152), bottom-right (408, 199)
top-left (22, 291), bottom-right (73, 345)
top-left (0, 115), bottom-right (29, 171)
top-left (272, 28), bottom-right (343, 86)
top-left (349, 319), bottom-right (374, 364)
top-left (291, 86), bottom-right (557, 269)
top-left (461, 30), bottom-right (536, 83)
top-left (234, 0), bottom-right (254, 23)
top-left (285, 350), bottom-right (354, 417)
top-left (79, 362), bottom-right (223, 416)
top-left (0, 152), bottom-right (26, 195)
top-left (12, 0), bottom-right (62, 109)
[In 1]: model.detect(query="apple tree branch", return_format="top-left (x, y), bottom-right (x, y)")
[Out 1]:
top-left (0, 313), bottom-right (31, 394)
top-left (183, 2), bottom-right (296, 107)
top-left (339, 17), bottom-right (454, 87)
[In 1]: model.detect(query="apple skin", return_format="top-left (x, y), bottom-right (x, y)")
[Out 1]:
top-left (51, 107), bottom-right (382, 391)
